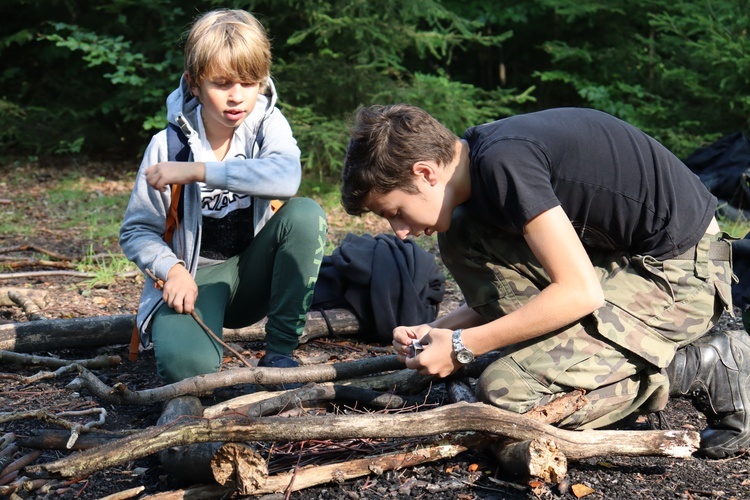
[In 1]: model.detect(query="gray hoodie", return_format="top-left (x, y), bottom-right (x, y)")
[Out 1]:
top-left (119, 75), bottom-right (301, 344)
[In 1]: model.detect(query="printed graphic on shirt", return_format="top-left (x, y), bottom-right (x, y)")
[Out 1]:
top-left (199, 154), bottom-right (252, 219)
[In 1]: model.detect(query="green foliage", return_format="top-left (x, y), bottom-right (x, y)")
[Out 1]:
top-left (372, 72), bottom-right (535, 135)
top-left (1, 0), bottom-right (748, 171)
top-left (279, 103), bottom-right (348, 182)
top-left (530, 0), bottom-right (749, 156)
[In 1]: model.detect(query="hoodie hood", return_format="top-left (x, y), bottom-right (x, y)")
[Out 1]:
top-left (165, 74), bottom-right (279, 140)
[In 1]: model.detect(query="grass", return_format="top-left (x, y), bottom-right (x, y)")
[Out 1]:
top-left (0, 162), bottom-right (132, 248)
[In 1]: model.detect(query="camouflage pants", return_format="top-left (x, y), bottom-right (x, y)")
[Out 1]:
top-left (438, 206), bottom-right (734, 429)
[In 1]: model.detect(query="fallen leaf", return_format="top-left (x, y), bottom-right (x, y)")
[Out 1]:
top-left (468, 463), bottom-right (479, 472)
top-left (571, 483), bottom-right (595, 498)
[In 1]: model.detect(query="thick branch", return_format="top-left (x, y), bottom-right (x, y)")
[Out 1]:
top-left (27, 402), bottom-right (699, 479)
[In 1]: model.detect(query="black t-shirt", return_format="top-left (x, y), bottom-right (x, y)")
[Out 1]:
top-left (462, 108), bottom-right (716, 259)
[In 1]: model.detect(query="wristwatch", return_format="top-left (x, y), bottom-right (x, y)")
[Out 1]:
top-left (452, 329), bottom-right (474, 364)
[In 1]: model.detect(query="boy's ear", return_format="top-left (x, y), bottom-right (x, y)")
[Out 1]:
top-left (184, 72), bottom-right (198, 97)
top-left (412, 161), bottom-right (439, 186)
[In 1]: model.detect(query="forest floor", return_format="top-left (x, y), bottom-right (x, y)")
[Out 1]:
top-left (1, 159), bottom-right (749, 499)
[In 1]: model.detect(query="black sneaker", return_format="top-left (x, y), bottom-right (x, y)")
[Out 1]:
top-left (258, 352), bottom-right (300, 368)
top-left (257, 352), bottom-right (301, 389)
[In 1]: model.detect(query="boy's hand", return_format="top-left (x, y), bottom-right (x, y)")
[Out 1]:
top-left (145, 161), bottom-right (205, 191)
top-left (393, 325), bottom-right (461, 377)
top-left (162, 264), bottom-right (198, 314)
top-left (401, 327), bottom-right (460, 378)
top-left (393, 324), bottom-right (432, 361)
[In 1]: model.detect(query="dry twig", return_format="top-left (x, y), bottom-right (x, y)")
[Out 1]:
top-left (67, 356), bottom-right (405, 405)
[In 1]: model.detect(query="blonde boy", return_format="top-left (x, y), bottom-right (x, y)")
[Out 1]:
top-left (120, 10), bottom-right (327, 383)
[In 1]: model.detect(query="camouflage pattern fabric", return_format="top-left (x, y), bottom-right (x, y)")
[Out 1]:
top-left (438, 206), bottom-right (734, 429)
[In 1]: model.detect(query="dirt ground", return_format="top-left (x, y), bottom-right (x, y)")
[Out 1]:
top-left (1, 161), bottom-right (750, 499)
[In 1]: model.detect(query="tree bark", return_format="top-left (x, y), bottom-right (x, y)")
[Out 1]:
top-left (26, 402), bottom-right (700, 480)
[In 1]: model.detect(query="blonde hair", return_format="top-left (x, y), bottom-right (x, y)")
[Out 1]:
top-left (184, 9), bottom-right (271, 91)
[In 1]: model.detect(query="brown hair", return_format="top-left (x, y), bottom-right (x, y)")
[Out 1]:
top-left (341, 104), bottom-right (458, 215)
top-left (184, 9), bottom-right (271, 92)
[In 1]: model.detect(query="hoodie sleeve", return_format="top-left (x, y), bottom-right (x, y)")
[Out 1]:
top-left (119, 131), bottom-right (185, 282)
top-left (203, 106), bottom-right (302, 199)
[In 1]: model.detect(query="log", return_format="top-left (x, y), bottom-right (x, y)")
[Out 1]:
top-left (492, 438), bottom-right (567, 484)
top-left (210, 443), bottom-right (267, 494)
top-left (157, 396), bottom-right (223, 485)
top-left (0, 315), bottom-right (135, 352)
top-left (26, 402), bottom-right (700, 479)
top-left (446, 379), bottom-right (477, 403)
top-left (488, 389), bottom-right (587, 481)
top-left (0, 309), bottom-right (362, 352)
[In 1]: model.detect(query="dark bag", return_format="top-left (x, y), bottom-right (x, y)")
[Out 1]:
top-left (684, 132), bottom-right (750, 219)
top-left (311, 233), bottom-right (446, 343)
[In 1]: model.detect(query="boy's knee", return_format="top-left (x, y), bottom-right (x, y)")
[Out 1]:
top-left (280, 197), bottom-right (327, 237)
top-left (476, 358), bottom-right (543, 413)
top-left (156, 346), bottom-right (221, 383)
top-left (283, 197), bottom-right (325, 221)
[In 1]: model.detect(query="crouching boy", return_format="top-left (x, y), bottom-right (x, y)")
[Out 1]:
top-left (340, 103), bottom-right (750, 459)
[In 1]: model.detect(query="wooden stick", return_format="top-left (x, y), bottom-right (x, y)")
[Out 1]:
top-left (67, 356), bottom-right (404, 405)
top-left (0, 244), bottom-right (76, 261)
top-left (26, 402), bottom-right (700, 479)
top-left (524, 389), bottom-right (588, 425)
top-left (0, 450), bottom-right (41, 479)
top-left (0, 351), bottom-right (121, 370)
top-left (0, 288), bottom-right (48, 308)
top-left (98, 486), bottom-right (146, 500)
top-left (0, 270), bottom-right (140, 280)
top-left (7, 291), bottom-right (47, 321)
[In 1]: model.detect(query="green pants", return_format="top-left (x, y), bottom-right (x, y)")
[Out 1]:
top-left (152, 197), bottom-right (327, 383)
top-left (439, 206), bottom-right (733, 429)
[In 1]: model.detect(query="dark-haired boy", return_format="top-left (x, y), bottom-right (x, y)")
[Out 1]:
top-left (341, 103), bottom-right (750, 458)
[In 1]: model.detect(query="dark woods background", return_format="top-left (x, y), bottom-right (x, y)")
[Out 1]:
top-left (2, 0), bottom-right (748, 180)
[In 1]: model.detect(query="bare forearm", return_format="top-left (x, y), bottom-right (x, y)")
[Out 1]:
top-left (430, 303), bottom-right (486, 330)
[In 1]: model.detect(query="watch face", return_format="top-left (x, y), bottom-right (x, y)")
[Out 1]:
top-left (457, 350), bottom-right (474, 364)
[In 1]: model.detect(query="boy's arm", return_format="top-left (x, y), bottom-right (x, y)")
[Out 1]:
top-left (404, 206), bottom-right (604, 377)
top-left (204, 108), bottom-right (302, 198)
top-left (119, 133), bottom-right (186, 284)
